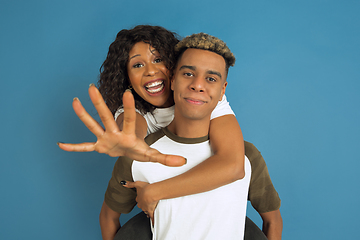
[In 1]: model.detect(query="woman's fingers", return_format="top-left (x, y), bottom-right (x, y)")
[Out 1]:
top-left (122, 181), bottom-right (148, 189)
top-left (72, 97), bottom-right (105, 137)
top-left (156, 154), bottom-right (187, 167)
top-left (148, 211), bottom-right (154, 224)
top-left (122, 90), bottom-right (136, 135)
top-left (125, 141), bottom-right (187, 166)
top-left (57, 142), bottom-right (96, 152)
top-left (88, 84), bottom-right (119, 133)
top-left (122, 181), bottom-right (154, 222)
top-left (144, 148), bottom-right (186, 167)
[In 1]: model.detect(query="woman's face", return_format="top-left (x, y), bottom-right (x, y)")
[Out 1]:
top-left (127, 41), bottom-right (174, 108)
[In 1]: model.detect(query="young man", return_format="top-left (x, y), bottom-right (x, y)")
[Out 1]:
top-left (115, 142), bottom-right (283, 240)
top-left (101, 33), bottom-right (251, 240)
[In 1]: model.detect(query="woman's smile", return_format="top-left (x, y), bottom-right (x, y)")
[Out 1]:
top-left (127, 42), bottom-right (173, 108)
top-left (144, 80), bottom-right (165, 94)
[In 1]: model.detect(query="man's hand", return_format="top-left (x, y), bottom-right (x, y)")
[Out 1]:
top-left (123, 181), bottom-right (158, 224)
top-left (58, 84), bottom-right (186, 167)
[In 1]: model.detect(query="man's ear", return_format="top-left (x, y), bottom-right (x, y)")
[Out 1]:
top-left (219, 81), bottom-right (227, 101)
top-left (171, 76), bottom-right (175, 91)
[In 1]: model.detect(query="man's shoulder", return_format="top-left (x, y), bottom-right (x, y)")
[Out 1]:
top-left (145, 128), bottom-right (167, 146)
top-left (244, 141), bottom-right (261, 161)
top-left (244, 141), bottom-right (267, 169)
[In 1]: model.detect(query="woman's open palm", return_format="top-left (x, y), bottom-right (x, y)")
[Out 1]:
top-left (58, 85), bottom-right (185, 167)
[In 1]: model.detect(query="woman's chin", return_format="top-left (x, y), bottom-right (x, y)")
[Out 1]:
top-left (149, 95), bottom-right (174, 108)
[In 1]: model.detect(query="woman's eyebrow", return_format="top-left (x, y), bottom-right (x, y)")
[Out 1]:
top-left (129, 54), bottom-right (140, 60)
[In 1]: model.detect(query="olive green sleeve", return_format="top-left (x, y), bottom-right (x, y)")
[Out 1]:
top-left (245, 141), bottom-right (281, 213)
top-left (104, 156), bottom-right (137, 214)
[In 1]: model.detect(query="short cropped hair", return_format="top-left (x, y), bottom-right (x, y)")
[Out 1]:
top-left (174, 33), bottom-right (235, 73)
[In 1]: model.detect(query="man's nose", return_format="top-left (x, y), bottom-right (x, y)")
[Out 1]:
top-left (190, 77), bottom-right (205, 92)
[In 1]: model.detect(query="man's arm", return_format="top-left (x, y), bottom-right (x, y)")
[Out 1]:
top-left (245, 141), bottom-right (282, 239)
top-left (260, 209), bottom-right (283, 240)
top-left (99, 201), bottom-right (121, 240)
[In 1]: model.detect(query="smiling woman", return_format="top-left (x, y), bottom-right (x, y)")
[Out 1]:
top-left (98, 25), bottom-right (180, 116)
top-left (127, 42), bottom-right (174, 108)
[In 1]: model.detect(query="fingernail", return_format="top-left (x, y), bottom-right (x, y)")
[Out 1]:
top-left (89, 83), bottom-right (95, 87)
top-left (57, 142), bottom-right (64, 146)
top-left (73, 97), bottom-right (79, 102)
top-left (184, 158), bottom-right (187, 164)
top-left (120, 181), bottom-right (127, 186)
top-left (125, 89), bottom-right (132, 93)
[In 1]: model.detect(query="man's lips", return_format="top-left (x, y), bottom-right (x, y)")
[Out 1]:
top-left (184, 97), bottom-right (207, 105)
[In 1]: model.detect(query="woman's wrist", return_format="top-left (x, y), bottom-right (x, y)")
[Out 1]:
top-left (145, 182), bottom-right (164, 202)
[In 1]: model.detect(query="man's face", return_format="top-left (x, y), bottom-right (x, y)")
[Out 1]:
top-left (171, 48), bottom-right (228, 121)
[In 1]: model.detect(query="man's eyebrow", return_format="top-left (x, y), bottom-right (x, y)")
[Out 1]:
top-left (178, 65), bottom-right (222, 79)
top-left (207, 70), bottom-right (222, 79)
top-left (129, 54), bottom-right (140, 60)
top-left (179, 65), bottom-right (196, 71)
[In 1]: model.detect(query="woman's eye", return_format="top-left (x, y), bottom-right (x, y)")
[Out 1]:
top-left (154, 58), bottom-right (162, 63)
top-left (133, 63), bottom-right (143, 68)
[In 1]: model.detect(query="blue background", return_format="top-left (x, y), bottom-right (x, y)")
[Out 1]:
top-left (1, 0), bottom-right (359, 239)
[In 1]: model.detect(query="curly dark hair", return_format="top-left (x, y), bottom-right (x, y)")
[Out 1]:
top-left (98, 25), bottom-right (180, 115)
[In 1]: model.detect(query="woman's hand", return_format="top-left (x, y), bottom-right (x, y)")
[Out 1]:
top-left (58, 84), bottom-right (185, 167)
top-left (123, 181), bottom-right (158, 224)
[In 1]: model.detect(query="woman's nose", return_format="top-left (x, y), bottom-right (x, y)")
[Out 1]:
top-left (144, 63), bottom-right (159, 76)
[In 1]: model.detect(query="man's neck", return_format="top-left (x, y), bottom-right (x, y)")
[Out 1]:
top-left (167, 114), bottom-right (210, 139)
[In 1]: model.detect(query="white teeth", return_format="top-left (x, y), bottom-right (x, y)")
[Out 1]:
top-left (145, 81), bottom-right (163, 88)
top-left (147, 84), bottom-right (164, 93)
top-left (145, 81), bottom-right (164, 93)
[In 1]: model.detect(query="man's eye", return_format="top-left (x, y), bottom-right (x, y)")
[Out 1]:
top-left (207, 77), bottom-right (216, 82)
top-left (184, 72), bottom-right (193, 77)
